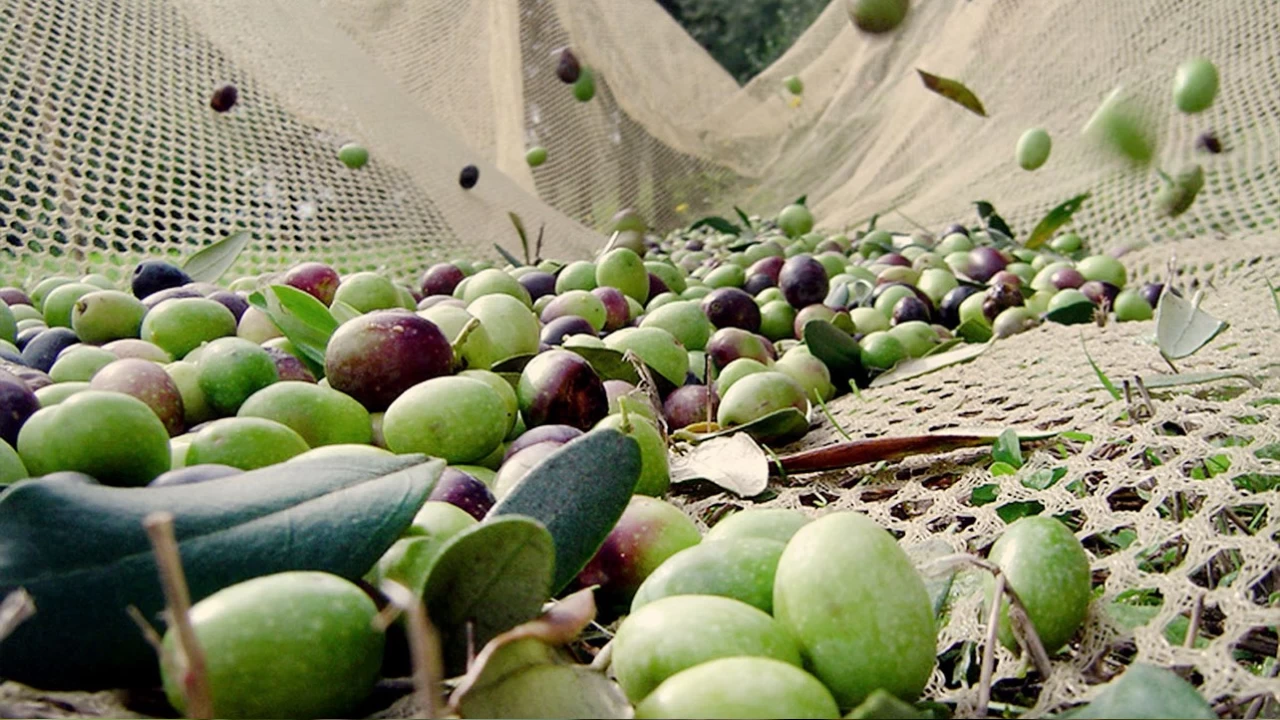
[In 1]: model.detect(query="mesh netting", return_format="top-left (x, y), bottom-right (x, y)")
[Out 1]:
top-left (0, 0), bottom-right (1277, 715)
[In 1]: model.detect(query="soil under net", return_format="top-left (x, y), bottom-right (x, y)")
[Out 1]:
top-left (0, 0), bottom-right (1277, 717)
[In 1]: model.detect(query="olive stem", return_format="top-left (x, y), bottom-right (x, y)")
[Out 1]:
top-left (125, 604), bottom-right (165, 656)
top-left (466, 619), bottom-right (477, 670)
top-left (143, 511), bottom-right (214, 720)
top-left (0, 588), bottom-right (35, 644)
top-left (1185, 593), bottom-right (1204, 649)
top-left (405, 595), bottom-right (444, 719)
top-left (1006, 590), bottom-right (1053, 677)
top-left (589, 638), bottom-right (614, 673)
top-left (450, 318), bottom-right (483, 367)
top-left (977, 572), bottom-right (1006, 717)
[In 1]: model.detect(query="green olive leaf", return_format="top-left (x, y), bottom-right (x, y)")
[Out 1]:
top-left (1155, 289), bottom-right (1229, 360)
top-left (247, 284), bottom-right (338, 373)
top-left (329, 299), bottom-right (362, 325)
top-left (869, 341), bottom-right (992, 388)
top-left (487, 428), bottom-right (642, 594)
top-left (918, 70), bottom-right (987, 117)
top-left (1045, 298), bottom-right (1097, 325)
top-left (508, 211), bottom-right (531, 265)
top-left (1025, 193), bottom-right (1091, 249)
top-left (1057, 663), bottom-right (1215, 719)
top-left (180, 230), bottom-right (251, 283)
top-left (493, 243), bottom-right (524, 268)
top-left (490, 353), bottom-right (537, 374)
top-left (991, 428), bottom-right (1024, 469)
top-left (688, 216), bottom-right (742, 236)
top-left (1138, 370), bottom-right (1260, 391)
top-left (922, 337), bottom-right (964, 357)
top-left (973, 201), bottom-right (1014, 241)
top-left (803, 319), bottom-right (866, 388)
top-left (1080, 333), bottom-right (1122, 400)
top-left (421, 515), bottom-right (556, 676)
top-left (563, 345), bottom-right (640, 384)
top-left (0, 454), bottom-right (441, 690)
top-left (845, 687), bottom-right (931, 719)
top-left (674, 405), bottom-right (811, 447)
top-left (734, 206), bottom-right (753, 228)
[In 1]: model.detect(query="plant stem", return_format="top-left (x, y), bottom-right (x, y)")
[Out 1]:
top-left (1185, 593), bottom-right (1204, 648)
top-left (405, 595), bottom-right (443, 719)
top-left (977, 572), bottom-right (1006, 717)
top-left (143, 511), bottom-right (213, 720)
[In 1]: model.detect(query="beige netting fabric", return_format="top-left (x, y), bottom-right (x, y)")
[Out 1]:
top-left (0, 0), bottom-right (1277, 715)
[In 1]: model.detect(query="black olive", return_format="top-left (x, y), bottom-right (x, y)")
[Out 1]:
top-left (210, 84), bottom-right (238, 113)
top-left (459, 165), bottom-right (480, 189)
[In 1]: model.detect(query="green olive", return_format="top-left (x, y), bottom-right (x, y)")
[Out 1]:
top-left (1173, 57), bottom-right (1219, 114)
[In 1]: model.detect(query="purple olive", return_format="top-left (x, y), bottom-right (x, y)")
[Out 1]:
top-left (877, 253), bottom-right (911, 268)
top-left (892, 295), bottom-right (932, 326)
top-left (743, 273), bottom-right (776, 295)
top-left (427, 467), bottom-right (496, 520)
top-left (989, 270), bottom-right (1023, 289)
top-left (942, 223), bottom-right (969, 237)
top-left (746, 256), bottom-right (785, 283)
top-left (940, 285), bottom-right (982, 328)
top-left (706, 327), bottom-right (775, 371)
top-left (206, 290), bottom-right (249, 322)
top-left (150, 464), bottom-right (243, 487)
top-left (966, 247), bottom-right (1008, 283)
top-left (421, 263), bottom-right (466, 297)
top-left (701, 287), bottom-right (761, 332)
top-left (555, 47), bottom-right (581, 84)
top-left (1, 361), bottom-right (51, 392)
top-left (516, 349), bottom-right (609, 431)
top-left (209, 85), bottom-right (238, 113)
top-left (325, 311), bottom-right (454, 411)
top-left (779, 255), bottom-right (829, 309)
top-left (494, 442), bottom-right (560, 495)
top-left (1080, 280), bottom-right (1120, 309)
top-left (21, 327), bottom-right (79, 373)
top-left (282, 262), bottom-right (341, 306)
top-left (684, 239), bottom-right (704, 252)
top-left (264, 346), bottom-right (317, 383)
top-left (90, 358), bottom-right (186, 436)
top-left (518, 271), bottom-right (557, 302)
top-left (141, 285), bottom-right (206, 310)
top-left (663, 384), bottom-right (718, 430)
top-left (0, 368), bottom-right (39, 446)
top-left (0, 287), bottom-right (33, 306)
top-left (982, 283), bottom-right (1024, 322)
top-left (648, 273), bottom-right (670, 300)
top-left (541, 315), bottom-right (596, 346)
top-left (1050, 268), bottom-right (1087, 290)
top-left (502, 424), bottom-right (583, 462)
top-left (592, 287), bottom-right (631, 331)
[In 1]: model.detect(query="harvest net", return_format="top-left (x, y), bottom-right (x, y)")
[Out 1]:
top-left (0, 0), bottom-right (1277, 716)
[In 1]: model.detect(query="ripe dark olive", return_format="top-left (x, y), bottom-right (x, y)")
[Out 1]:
top-left (132, 260), bottom-right (193, 300)
top-left (684, 239), bottom-right (704, 252)
top-left (877, 253), bottom-right (911, 268)
top-left (150, 464), bottom-right (243, 487)
top-left (281, 262), bottom-right (341, 306)
top-left (264, 346), bottom-right (317, 383)
top-left (892, 295), bottom-right (932, 326)
top-left (555, 47), bottom-right (582, 84)
top-left (518, 271), bottom-right (558, 302)
top-left (648, 273), bottom-right (670, 300)
top-left (939, 285), bottom-right (982, 328)
top-left (706, 327), bottom-right (776, 371)
top-left (209, 84), bottom-right (238, 112)
top-left (942, 223), bottom-right (968, 237)
top-left (0, 368), bottom-right (39, 446)
top-left (743, 273), bottom-right (776, 295)
top-left (517, 349), bottom-right (609, 431)
top-left (1195, 131), bottom-right (1222, 154)
top-left (421, 263), bottom-right (466, 297)
top-left (1138, 282), bottom-right (1179, 308)
top-left (14, 327), bottom-right (41, 351)
top-left (592, 287), bottom-right (631, 332)
top-left (0, 288), bottom-right (32, 306)
top-left (1050, 267), bottom-right (1086, 290)
top-left (207, 291), bottom-right (249, 322)
top-left (541, 315), bottom-right (596, 346)
top-left (459, 165), bottom-right (480, 189)
top-left (1080, 280), bottom-right (1120, 308)
top-left (663, 384), bottom-right (718, 430)
top-left (779, 255), bottom-right (829, 309)
top-left (989, 270), bottom-right (1022, 289)
top-left (1, 361), bottom-right (51, 391)
top-left (427, 467), bottom-right (496, 521)
top-left (325, 311), bottom-right (454, 412)
top-left (701, 288), bottom-right (762, 333)
top-left (502, 424), bottom-right (583, 462)
top-left (21, 327), bottom-right (80, 373)
top-left (141, 285), bottom-right (206, 310)
top-left (982, 283), bottom-right (1024, 322)
top-left (0, 345), bottom-right (22, 366)
top-left (747, 256), bottom-right (786, 283)
top-left (966, 247), bottom-right (1008, 283)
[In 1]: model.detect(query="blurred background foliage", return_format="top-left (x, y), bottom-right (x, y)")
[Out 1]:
top-left (656, 0), bottom-right (829, 83)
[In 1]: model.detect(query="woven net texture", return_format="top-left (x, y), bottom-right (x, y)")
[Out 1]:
top-left (0, 0), bottom-right (1277, 716)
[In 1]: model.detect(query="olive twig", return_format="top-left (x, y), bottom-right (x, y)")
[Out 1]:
top-left (1006, 591), bottom-right (1053, 677)
top-left (0, 588), bottom-right (35, 644)
top-left (143, 511), bottom-right (213, 720)
top-left (378, 580), bottom-right (443, 719)
top-left (125, 604), bottom-right (165, 656)
top-left (976, 572), bottom-right (1006, 717)
top-left (1184, 592), bottom-right (1204, 649)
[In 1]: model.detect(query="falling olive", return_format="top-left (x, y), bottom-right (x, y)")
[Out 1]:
top-left (459, 165), bottom-right (480, 189)
top-left (210, 84), bottom-right (238, 113)
top-left (1195, 131), bottom-right (1223, 154)
top-left (556, 48), bottom-right (581, 84)
top-left (1154, 165), bottom-right (1205, 218)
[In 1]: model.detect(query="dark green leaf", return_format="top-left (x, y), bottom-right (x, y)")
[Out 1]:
top-left (1156, 289), bottom-right (1229, 360)
top-left (918, 70), bottom-right (987, 117)
top-left (423, 516), bottom-right (555, 676)
top-left (795, 195), bottom-right (807, 207)
top-left (991, 428), bottom-right (1024, 469)
top-left (674, 406), bottom-right (811, 447)
top-left (491, 353), bottom-right (537, 374)
top-left (688, 216), bottom-right (741, 235)
top-left (973, 201), bottom-right (1014, 240)
top-left (1139, 371), bottom-right (1261, 390)
top-left (989, 461), bottom-right (1019, 477)
top-left (0, 454), bottom-right (441, 690)
top-left (803, 319), bottom-right (866, 387)
top-left (494, 243), bottom-right (524, 268)
top-left (508, 211), bottom-right (531, 264)
top-left (955, 318), bottom-right (994, 343)
top-left (869, 341), bottom-right (991, 387)
top-left (865, 214), bottom-right (878, 231)
top-left (248, 284), bottom-right (338, 373)
top-left (487, 429), bottom-right (642, 594)
top-left (564, 346), bottom-right (640, 384)
top-left (1025, 193), bottom-right (1090, 249)
top-left (1023, 467), bottom-right (1066, 491)
top-left (971, 483), bottom-right (999, 506)
top-left (996, 500), bottom-right (1044, 523)
top-left (845, 688), bottom-right (928, 719)
top-left (1057, 663), bottom-right (1215, 719)
top-left (1081, 334), bottom-right (1121, 400)
top-left (329, 299), bottom-right (362, 325)
top-left (181, 230), bottom-right (251, 283)
top-left (1045, 298), bottom-right (1096, 325)
top-left (734, 206), bottom-right (753, 228)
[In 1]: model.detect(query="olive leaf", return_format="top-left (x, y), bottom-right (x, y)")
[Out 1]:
top-left (795, 194), bottom-right (808, 206)
top-left (991, 428), bottom-right (1024, 469)
top-left (493, 243), bottom-right (524, 268)
top-left (0, 454), bottom-right (442, 690)
top-left (181, 230), bottom-right (251, 283)
top-left (1138, 370), bottom-right (1260, 391)
top-left (1080, 333), bottom-right (1121, 400)
top-left (421, 516), bottom-right (556, 676)
top-left (917, 70), bottom-right (987, 117)
top-left (803, 318), bottom-right (866, 388)
top-left (490, 353), bottom-right (537, 374)
top-left (508, 211), bottom-right (532, 265)
top-left (1155, 288), bottom-right (1229, 361)
top-left (1045, 297), bottom-right (1097, 325)
top-left (564, 345), bottom-right (640, 384)
top-left (487, 428), bottom-right (642, 594)
top-left (1025, 193), bottom-right (1090, 249)
top-left (453, 651), bottom-right (630, 719)
top-left (869, 340), bottom-right (992, 387)
top-left (845, 687), bottom-right (931, 719)
top-left (772, 429), bottom-right (1057, 475)
top-left (668, 433), bottom-right (769, 497)
top-left (246, 284), bottom-right (338, 373)
top-left (671, 405), bottom-right (811, 447)
top-left (329, 299), bottom-right (362, 325)
top-left (1058, 663), bottom-right (1215, 719)
top-left (733, 206), bottom-right (753, 228)
top-left (688, 216), bottom-right (742, 236)
top-left (973, 201), bottom-right (1014, 241)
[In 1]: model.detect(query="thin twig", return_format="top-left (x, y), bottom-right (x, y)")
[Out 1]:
top-left (126, 604), bottom-right (166, 656)
top-left (1122, 379), bottom-right (1136, 426)
top-left (893, 209), bottom-right (931, 235)
top-left (1133, 375), bottom-right (1156, 419)
top-left (1185, 593), bottom-right (1204, 649)
top-left (0, 588), bottom-right (36, 643)
top-left (977, 573), bottom-right (1006, 717)
top-left (1007, 590), bottom-right (1053, 677)
top-left (144, 512), bottom-right (213, 720)
top-left (405, 597), bottom-right (444, 718)
top-left (590, 639), bottom-right (614, 673)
